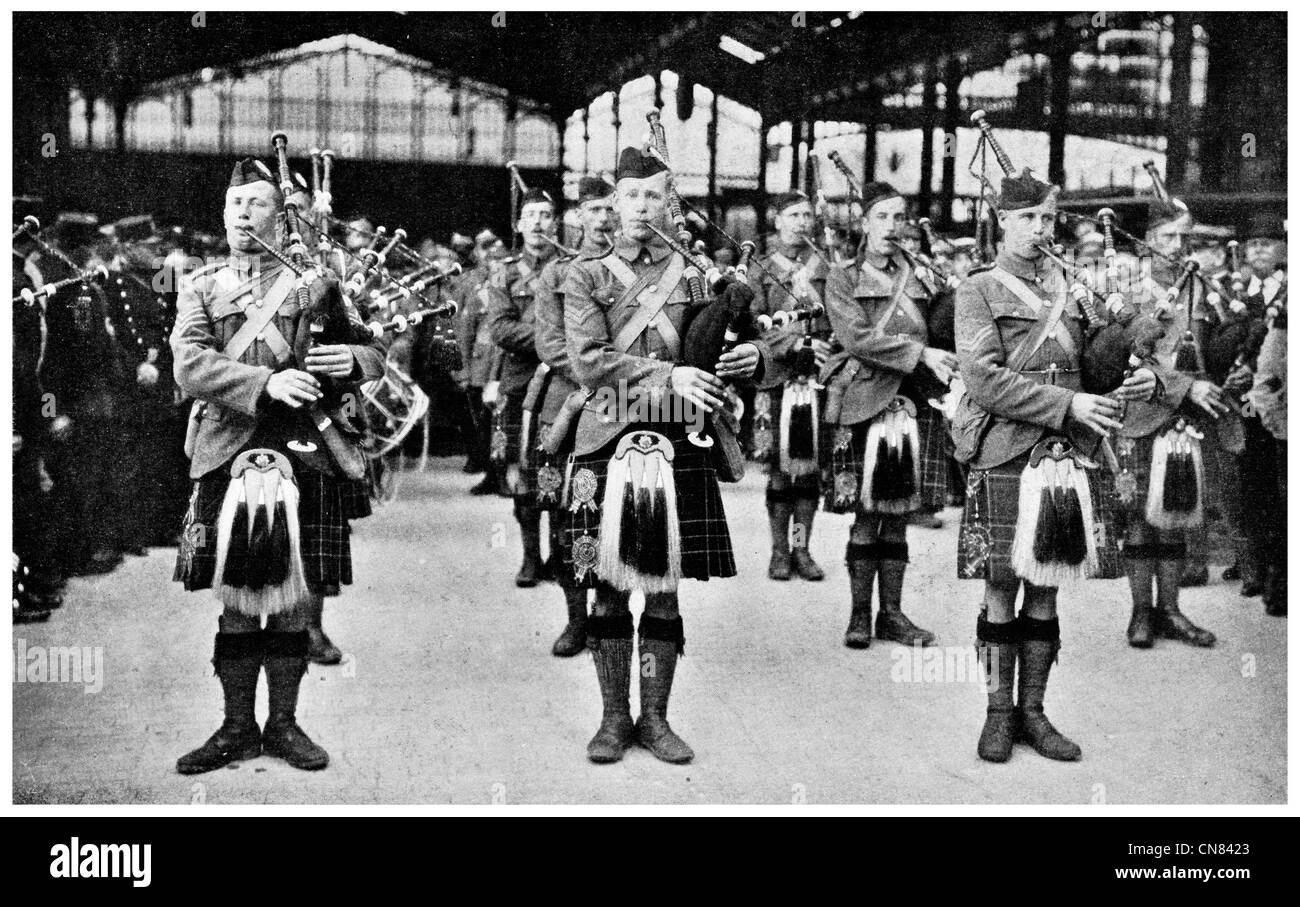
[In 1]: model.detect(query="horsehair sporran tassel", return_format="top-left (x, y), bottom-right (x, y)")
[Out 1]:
top-left (787, 382), bottom-right (817, 465)
top-left (1146, 424), bottom-right (1204, 530)
top-left (214, 450), bottom-right (309, 617)
top-left (245, 468), bottom-right (272, 591)
top-left (1013, 444), bottom-right (1098, 587)
top-left (597, 433), bottom-right (681, 593)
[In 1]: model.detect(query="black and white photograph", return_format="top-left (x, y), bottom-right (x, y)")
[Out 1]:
top-left (7, 8), bottom-right (1289, 819)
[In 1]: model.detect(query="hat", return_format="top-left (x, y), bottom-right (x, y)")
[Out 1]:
top-left (229, 157), bottom-right (278, 190)
top-left (615, 146), bottom-right (668, 182)
top-left (520, 187), bottom-right (554, 208)
top-left (951, 237), bottom-right (977, 253)
top-left (484, 240), bottom-right (510, 261)
top-left (859, 181), bottom-right (902, 213)
top-left (1246, 210), bottom-right (1286, 240)
top-left (475, 228), bottom-right (499, 246)
top-left (111, 214), bottom-right (159, 244)
top-left (773, 190), bottom-right (811, 214)
top-left (577, 176), bottom-right (615, 204)
top-left (451, 232), bottom-right (474, 250)
top-left (997, 169), bottom-right (1057, 210)
top-left (52, 211), bottom-right (101, 250)
top-left (1147, 197), bottom-right (1190, 231)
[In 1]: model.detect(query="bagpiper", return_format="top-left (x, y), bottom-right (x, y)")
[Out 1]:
top-left (531, 176), bottom-right (616, 655)
top-left (171, 158), bottom-right (385, 774)
top-left (557, 146), bottom-right (766, 764)
top-left (821, 181), bottom-right (956, 648)
top-left (953, 170), bottom-right (1156, 763)
top-left (1115, 198), bottom-right (1227, 648)
top-left (486, 188), bottom-right (559, 586)
top-left (748, 190), bottom-right (833, 582)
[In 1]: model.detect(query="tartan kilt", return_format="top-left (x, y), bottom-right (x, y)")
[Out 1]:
top-left (532, 418), bottom-right (567, 510)
top-left (557, 425), bottom-right (736, 589)
top-left (493, 394), bottom-right (538, 496)
top-left (173, 464), bottom-right (357, 598)
top-left (823, 399), bottom-right (949, 515)
top-left (957, 447), bottom-right (1122, 583)
top-left (754, 385), bottom-right (829, 494)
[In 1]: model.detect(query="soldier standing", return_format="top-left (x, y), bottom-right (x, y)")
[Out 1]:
top-left (487, 188), bottom-right (559, 586)
top-left (748, 190), bottom-right (832, 581)
top-left (532, 175), bottom-right (616, 654)
top-left (1115, 200), bottom-right (1226, 648)
top-left (558, 147), bottom-right (766, 764)
top-left (954, 171), bottom-right (1156, 763)
top-left (171, 159), bottom-right (386, 774)
top-left (822, 181), bottom-right (955, 648)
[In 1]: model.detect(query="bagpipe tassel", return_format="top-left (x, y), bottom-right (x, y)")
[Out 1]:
top-left (597, 432), bottom-right (681, 593)
top-left (1012, 444), bottom-right (1098, 586)
top-left (1146, 426), bottom-right (1204, 530)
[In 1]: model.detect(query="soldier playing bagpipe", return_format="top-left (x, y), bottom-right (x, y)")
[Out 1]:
top-left (486, 188), bottom-right (560, 586)
top-left (748, 190), bottom-right (833, 582)
top-left (821, 181), bottom-right (957, 649)
top-left (952, 169), bottom-right (1157, 763)
top-left (171, 158), bottom-right (386, 774)
top-left (557, 146), bottom-right (767, 764)
top-left (530, 175), bottom-right (617, 656)
top-left (1114, 199), bottom-right (1228, 649)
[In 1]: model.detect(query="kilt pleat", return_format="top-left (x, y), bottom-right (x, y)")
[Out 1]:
top-left (174, 465), bottom-right (355, 598)
top-left (957, 446), bottom-right (1121, 583)
top-left (557, 428), bottom-right (736, 589)
top-left (824, 399), bottom-right (949, 514)
top-left (494, 394), bottom-right (538, 495)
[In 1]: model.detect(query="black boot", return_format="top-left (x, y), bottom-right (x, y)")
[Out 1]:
top-left (586, 612), bottom-right (634, 763)
top-left (766, 487), bottom-right (793, 581)
top-left (844, 542), bottom-right (876, 648)
top-left (515, 503), bottom-right (544, 588)
top-left (874, 541), bottom-right (936, 646)
top-left (177, 631), bottom-right (263, 775)
top-left (635, 614), bottom-right (693, 764)
top-left (552, 585), bottom-right (588, 657)
top-left (260, 631), bottom-right (329, 771)
top-left (1154, 553), bottom-right (1215, 647)
top-left (791, 494), bottom-right (825, 581)
top-left (1264, 565), bottom-right (1287, 616)
top-left (976, 615), bottom-right (1019, 763)
top-left (1124, 552), bottom-right (1155, 649)
top-left (305, 596), bottom-right (342, 666)
top-left (1014, 616), bottom-right (1081, 761)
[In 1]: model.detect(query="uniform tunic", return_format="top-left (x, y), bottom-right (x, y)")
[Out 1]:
top-left (953, 250), bottom-right (1120, 583)
top-left (170, 252), bottom-right (384, 597)
top-left (748, 238), bottom-right (833, 490)
top-left (822, 249), bottom-right (949, 514)
top-left (487, 247), bottom-right (556, 494)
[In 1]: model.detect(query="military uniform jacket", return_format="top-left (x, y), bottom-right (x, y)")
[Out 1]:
top-left (454, 265), bottom-right (497, 388)
top-left (749, 238), bottom-right (833, 389)
top-left (822, 249), bottom-right (937, 424)
top-left (955, 250), bottom-right (1100, 470)
top-left (563, 233), bottom-right (771, 458)
top-left (1118, 263), bottom-right (1198, 439)
top-left (487, 247), bottom-right (556, 398)
top-left (534, 240), bottom-right (607, 424)
top-left (170, 252), bottom-right (386, 480)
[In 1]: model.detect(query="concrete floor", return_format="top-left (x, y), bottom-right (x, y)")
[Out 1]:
top-left (12, 458), bottom-right (1286, 804)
